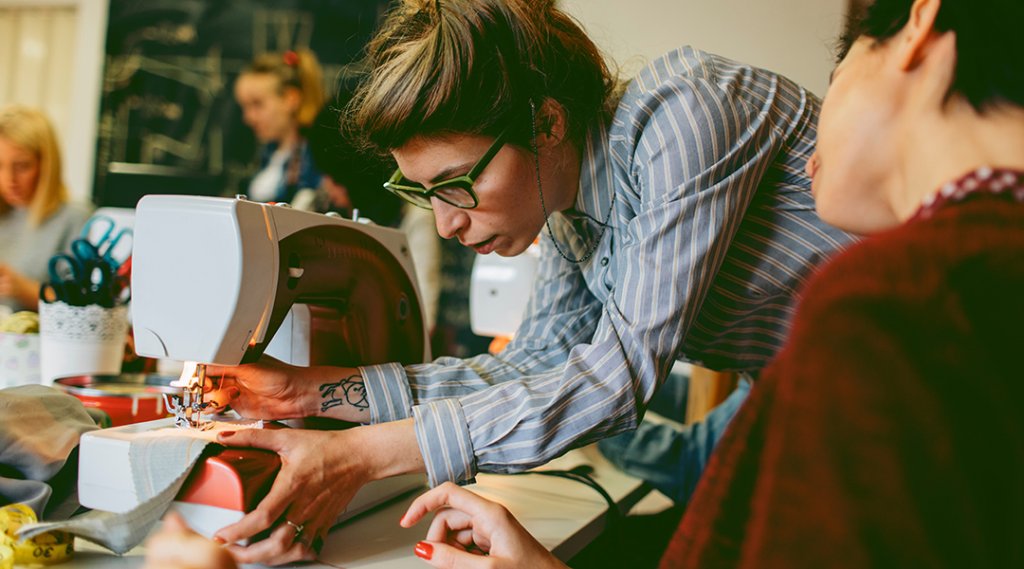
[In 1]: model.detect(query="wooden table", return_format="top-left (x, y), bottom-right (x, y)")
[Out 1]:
top-left (64, 445), bottom-right (649, 568)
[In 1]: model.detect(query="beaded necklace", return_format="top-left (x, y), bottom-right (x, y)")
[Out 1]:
top-left (915, 166), bottom-right (1024, 220)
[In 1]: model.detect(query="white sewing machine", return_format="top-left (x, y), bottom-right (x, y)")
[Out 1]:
top-left (469, 241), bottom-right (540, 337)
top-left (77, 195), bottom-right (429, 539)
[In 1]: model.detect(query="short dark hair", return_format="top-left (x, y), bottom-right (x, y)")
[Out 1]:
top-left (348, 0), bottom-right (616, 153)
top-left (840, 0), bottom-right (1024, 112)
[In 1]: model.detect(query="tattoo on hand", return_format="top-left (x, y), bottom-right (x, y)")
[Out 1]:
top-left (320, 375), bottom-right (368, 413)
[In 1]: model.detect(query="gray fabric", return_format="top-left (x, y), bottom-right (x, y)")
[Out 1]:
top-left (0, 385), bottom-right (96, 517)
top-left (0, 202), bottom-right (91, 310)
top-left (1, 385), bottom-right (221, 554)
top-left (20, 435), bottom-right (210, 554)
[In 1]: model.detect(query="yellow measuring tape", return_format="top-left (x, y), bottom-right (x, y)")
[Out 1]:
top-left (0, 544), bottom-right (13, 569)
top-left (0, 504), bottom-right (74, 567)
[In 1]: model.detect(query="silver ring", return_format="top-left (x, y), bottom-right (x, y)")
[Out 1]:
top-left (284, 519), bottom-right (304, 537)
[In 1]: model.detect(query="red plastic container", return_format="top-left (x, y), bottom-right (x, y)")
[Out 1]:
top-left (53, 374), bottom-right (176, 426)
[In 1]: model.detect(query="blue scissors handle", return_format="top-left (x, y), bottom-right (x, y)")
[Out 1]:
top-left (48, 253), bottom-right (83, 283)
top-left (80, 215), bottom-right (132, 269)
top-left (45, 254), bottom-right (88, 305)
top-left (70, 238), bottom-right (101, 263)
top-left (44, 249), bottom-right (119, 307)
top-left (80, 215), bottom-right (116, 244)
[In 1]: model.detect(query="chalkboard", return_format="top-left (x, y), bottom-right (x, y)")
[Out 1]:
top-left (94, 0), bottom-right (391, 205)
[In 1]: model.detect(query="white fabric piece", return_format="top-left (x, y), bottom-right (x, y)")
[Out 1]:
top-left (19, 421), bottom-right (261, 554)
top-left (19, 435), bottom-right (207, 553)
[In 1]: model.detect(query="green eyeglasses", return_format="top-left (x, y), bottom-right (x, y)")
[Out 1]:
top-left (383, 128), bottom-right (510, 209)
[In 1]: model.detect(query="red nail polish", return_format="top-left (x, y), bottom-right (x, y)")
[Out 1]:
top-left (219, 431), bottom-right (235, 438)
top-left (213, 537), bottom-right (226, 545)
top-left (414, 541), bottom-right (433, 560)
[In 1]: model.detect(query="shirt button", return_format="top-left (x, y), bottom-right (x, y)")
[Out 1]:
top-left (600, 257), bottom-right (609, 266)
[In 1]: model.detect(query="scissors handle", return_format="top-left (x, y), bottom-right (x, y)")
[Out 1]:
top-left (80, 214), bottom-right (116, 243)
top-left (81, 258), bottom-right (116, 308)
top-left (44, 251), bottom-right (123, 307)
top-left (45, 254), bottom-right (87, 305)
top-left (70, 238), bottom-right (102, 264)
top-left (39, 282), bottom-right (61, 304)
top-left (39, 277), bottom-right (86, 306)
top-left (79, 215), bottom-right (131, 269)
top-left (99, 229), bottom-right (132, 267)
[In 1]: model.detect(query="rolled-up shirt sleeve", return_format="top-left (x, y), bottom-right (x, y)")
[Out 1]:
top-left (360, 232), bottom-right (604, 484)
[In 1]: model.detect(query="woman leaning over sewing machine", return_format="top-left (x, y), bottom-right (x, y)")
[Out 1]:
top-left (201, 0), bottom-right (855, 564)
top-left (0, 105), bottom-right (90, 311)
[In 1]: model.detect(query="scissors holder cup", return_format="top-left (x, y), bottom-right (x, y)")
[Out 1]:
top-left (38, 301), bottom-right (128, 385)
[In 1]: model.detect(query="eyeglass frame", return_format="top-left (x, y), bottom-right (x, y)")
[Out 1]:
top-left (383, 127), bottom-right (511, 210)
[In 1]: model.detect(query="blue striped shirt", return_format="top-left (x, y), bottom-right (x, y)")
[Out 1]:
top-left (360, 47), bottom-right (855, 486)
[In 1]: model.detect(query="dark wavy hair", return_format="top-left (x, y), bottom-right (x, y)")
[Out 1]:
top-left (840, 0), bottom-right (1024, 113)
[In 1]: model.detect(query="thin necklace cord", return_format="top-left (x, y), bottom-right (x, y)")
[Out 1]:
top-left (530, 99), bottom-right (615, 264)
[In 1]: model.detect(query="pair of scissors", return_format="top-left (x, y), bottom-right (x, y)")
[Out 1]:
top-left (39, 241), bottom-right (119, 307)
top-left (41, 254), bottom-right (89, 305)
top-left (68, 239), bottom-right (119, 307)
top-left (80, 215), bottom-right (132, 270)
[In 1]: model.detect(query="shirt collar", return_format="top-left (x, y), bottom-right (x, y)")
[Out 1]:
top-left (915, 166), bottom-right (1024, 220)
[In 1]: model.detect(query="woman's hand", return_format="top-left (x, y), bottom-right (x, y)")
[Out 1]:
top-left (210, 428), bottom-right (364, 565)
top-left (0, 264), bottom-right (39, 309)
top-left (213, 419), bottom-right (424, 566)
top-left (400, 482), bottom-right (567, 569)
top-left (204, 357), bottom-right (368, 422)
top-left (204, 356), bottom-right (315, 420)
top-left (143, 512), bottom-right (237, 569)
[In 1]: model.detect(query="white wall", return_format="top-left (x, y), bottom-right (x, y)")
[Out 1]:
top-left (0, 5), bottom-right (77, 132)
top-left (0, 0), bottom-right (109, 205)
top-left (561, 0), bottom-right (848, 97)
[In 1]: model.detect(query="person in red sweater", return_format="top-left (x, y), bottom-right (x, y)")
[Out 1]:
top-left (662, 0), bottom-right (1024, 566)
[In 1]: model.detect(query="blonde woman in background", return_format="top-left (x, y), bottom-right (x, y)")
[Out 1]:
top-left (0, 105), bottom-right (90, 311)
top-left (234, 49), bottom-right (325, 204)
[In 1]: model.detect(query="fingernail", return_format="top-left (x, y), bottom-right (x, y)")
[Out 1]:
top-left (218, 431), bottom-right (235, 439)
top-left (414, 541), bottom-right (433, 560)
top-left (398, 514), bottom-right (405, 526)
top-left (213, 536), bottom-right (226, 545)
